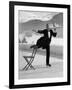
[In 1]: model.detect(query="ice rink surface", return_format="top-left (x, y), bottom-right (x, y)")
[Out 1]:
top-left (19, 51), bottom-right (63, 79)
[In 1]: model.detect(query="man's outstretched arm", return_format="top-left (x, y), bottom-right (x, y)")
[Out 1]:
top-left (37, 29), bottom-right (45, 34)
top-left (32, 29), bottom-right (45, 34)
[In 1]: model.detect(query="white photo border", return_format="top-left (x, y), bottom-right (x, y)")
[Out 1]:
top-left (14, 5), bottom-right (68, 85)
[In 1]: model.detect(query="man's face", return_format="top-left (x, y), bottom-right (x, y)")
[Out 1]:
top-left (46, 24), bottom-right (50, 32)
top-left (46, 24), bottom-right (49, 29)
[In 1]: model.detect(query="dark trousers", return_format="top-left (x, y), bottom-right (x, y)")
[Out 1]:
top-left (46, 46), bottom-right (50, 66)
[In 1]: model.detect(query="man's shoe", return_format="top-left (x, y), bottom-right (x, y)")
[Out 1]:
top-left (46, 64), bottom-right (51, 67)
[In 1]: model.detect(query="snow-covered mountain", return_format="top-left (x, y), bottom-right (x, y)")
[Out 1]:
top-left (19, 13), bottom-right (63, 46)
top-left (19, 13), bottom-right (63, 38)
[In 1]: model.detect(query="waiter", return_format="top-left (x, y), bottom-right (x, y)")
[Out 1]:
top-left (32, 24), bottom-right (57, 67)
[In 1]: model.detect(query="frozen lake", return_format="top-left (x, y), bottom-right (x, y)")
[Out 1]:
top-left (18, 51), bottom-right (63, 79)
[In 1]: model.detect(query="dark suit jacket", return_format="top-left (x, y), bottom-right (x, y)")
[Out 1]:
top-left (37, 29), bottom-right (49, 38)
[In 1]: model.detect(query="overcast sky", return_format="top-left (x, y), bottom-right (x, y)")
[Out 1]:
top-left (19, 10), bottom-right (60, 23)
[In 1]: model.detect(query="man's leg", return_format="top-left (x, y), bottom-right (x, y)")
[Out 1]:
top-left (46, 46), bottom-right (51, 67)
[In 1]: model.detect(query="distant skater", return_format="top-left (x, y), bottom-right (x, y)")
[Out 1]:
top-left (31, 24), bottom-right (57, 67)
